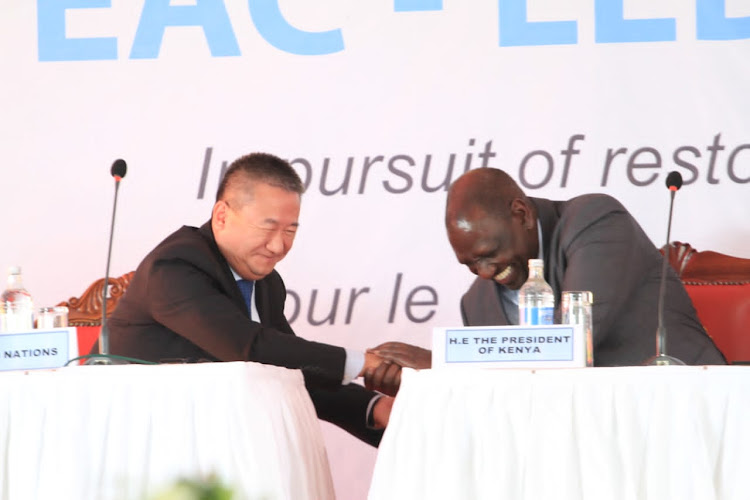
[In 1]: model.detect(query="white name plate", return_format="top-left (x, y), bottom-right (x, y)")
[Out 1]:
top-left (432, 324), bottom-right (585, 369)
top-left (0, 327), bottom-right (79, 371)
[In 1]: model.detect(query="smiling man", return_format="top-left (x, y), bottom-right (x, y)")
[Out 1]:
top-left (99, 152), bottom-right (396, 446)
top-left (369, 165), bottom-right (729, 372)
top-left (444, 167), bottom-right (725, 366)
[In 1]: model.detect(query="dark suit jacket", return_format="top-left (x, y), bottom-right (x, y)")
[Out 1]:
top-left (461, 194), bottom-right (726, 366)
top-left (97, 221), bottom-right (383, 446)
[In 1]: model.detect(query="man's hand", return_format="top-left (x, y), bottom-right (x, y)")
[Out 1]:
top-left (368, 342), bottom-right (432, 370)
top-left (370, 396), bottom-right (394, 429)
top-left (360, 352), bottom-right (402, 396)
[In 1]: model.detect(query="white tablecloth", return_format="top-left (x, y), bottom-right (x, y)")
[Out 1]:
top-left (0, 361), bottom-right (334, 500)
top-left (369, 366), bottom-right (750, 500)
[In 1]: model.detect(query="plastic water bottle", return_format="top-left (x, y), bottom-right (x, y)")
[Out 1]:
top-left (518, 259), bottom-right (554, 325)
top-left (0, 266), bottom-right (34, 333)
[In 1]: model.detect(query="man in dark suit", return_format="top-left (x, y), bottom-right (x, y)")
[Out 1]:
top-left (97, 152), bottom-right (398, 446)
top-left (373, 167), bottom-right (725, 369)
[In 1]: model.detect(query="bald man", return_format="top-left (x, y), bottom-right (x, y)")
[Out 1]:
top-left (374, 168), bottom-right (725, 368)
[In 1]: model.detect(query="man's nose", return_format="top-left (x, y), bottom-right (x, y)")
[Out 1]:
top-left (266, 230), bottom-right (286, 254)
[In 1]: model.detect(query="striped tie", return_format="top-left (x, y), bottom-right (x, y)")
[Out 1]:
top-left (236, 279), bottom-right (254, 316)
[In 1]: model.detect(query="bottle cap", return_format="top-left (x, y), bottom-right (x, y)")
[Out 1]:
top-left (7, 265), bottom-right (21, 275)
top-left (562, 291), bottom-right (593, 304)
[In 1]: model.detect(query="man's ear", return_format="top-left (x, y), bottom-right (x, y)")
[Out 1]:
top-left (212, 200), bottom-right (228, 229)
top-left (509, 198), bottom-right (534, 230)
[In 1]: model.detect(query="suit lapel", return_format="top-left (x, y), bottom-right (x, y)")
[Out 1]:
top-left (528, 197), bottom-right (564, 296)
top-left (529, 198), bottom-right (555, 265)
top-left (464, 278), bottom-right (511, 326)
top-left (198, 221), bottom-right (253, 318)
top-left (254, 278), bottom-right (269, 325)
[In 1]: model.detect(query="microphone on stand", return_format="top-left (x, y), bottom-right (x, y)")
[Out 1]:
top-left (85, 159), bottom-right (127, 365)
top-left (645, 170), bottom-right (686, 366)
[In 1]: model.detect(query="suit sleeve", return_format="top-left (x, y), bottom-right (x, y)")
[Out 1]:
top-left (555, 196), bottom-right (659, 347)
top-left (259, 271), bottom-right (384, 445)
top-left (147, 258), bottom-right (346, 389)
top-left (307, 384), bottom-right (384, 447)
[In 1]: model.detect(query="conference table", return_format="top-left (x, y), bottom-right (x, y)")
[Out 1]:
top-left (0, 361), bottom-right (335, 500)
top-left (369, 365), bottom-right (750, 500)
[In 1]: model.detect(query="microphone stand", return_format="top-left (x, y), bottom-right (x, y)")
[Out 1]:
top-left (85, 164), bottom-right (127, 365)
top-left (645, 184), bottom-right (685, 366)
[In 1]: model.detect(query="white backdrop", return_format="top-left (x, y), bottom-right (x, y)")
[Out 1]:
top-left (2, 1), bottom-right (749, 498)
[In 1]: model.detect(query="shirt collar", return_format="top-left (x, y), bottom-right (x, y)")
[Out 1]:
top-left (537, 219), bottom-right (544, 259)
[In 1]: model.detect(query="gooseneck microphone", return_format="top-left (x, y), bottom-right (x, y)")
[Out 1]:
top-left (646, 170), bottom-right (686, 366)
top-left (86, 159), bottom-right (127, 365)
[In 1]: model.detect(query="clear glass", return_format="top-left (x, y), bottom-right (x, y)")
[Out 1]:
top-left (36, 306), bottom-right (69, 329)
top-left (561, 291), bottom-right (594, 367)
top-left (519, 259), bottom-right (554, 325)
top-left (0, 266), bottom-right (34, 333)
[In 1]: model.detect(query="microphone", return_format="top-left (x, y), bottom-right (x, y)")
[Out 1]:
top-left (645, 170), bottom-right (686, 366)
top-left (666, 170), bottom-right (683, 191)
top-left (111, 158), bottom-right (127, 180)
top-left (86, 159), bottom-right (127, 365)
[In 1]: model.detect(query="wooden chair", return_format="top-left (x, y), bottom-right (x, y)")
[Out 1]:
top-left (57, 271), bottom-right (135, 356)
top-left (664, 242), bottom-right (750, 364)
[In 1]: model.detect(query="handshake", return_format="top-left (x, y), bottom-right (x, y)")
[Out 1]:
top-left (359, 342), bottom-right (432, 397)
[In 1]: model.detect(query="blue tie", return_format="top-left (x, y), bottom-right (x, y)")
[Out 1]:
top-left (236, 279), bottom-right (254, 316)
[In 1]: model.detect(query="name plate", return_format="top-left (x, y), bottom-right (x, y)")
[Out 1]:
top-left (432, 324), bottom-right (585, 369)
top-left (0, 328), bottom-right (79, 371)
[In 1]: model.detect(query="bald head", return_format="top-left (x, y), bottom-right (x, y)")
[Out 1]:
top-left (444, 168), bottom-right (538, 289)
top-left (446, 168), bottom-right (528, 228)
